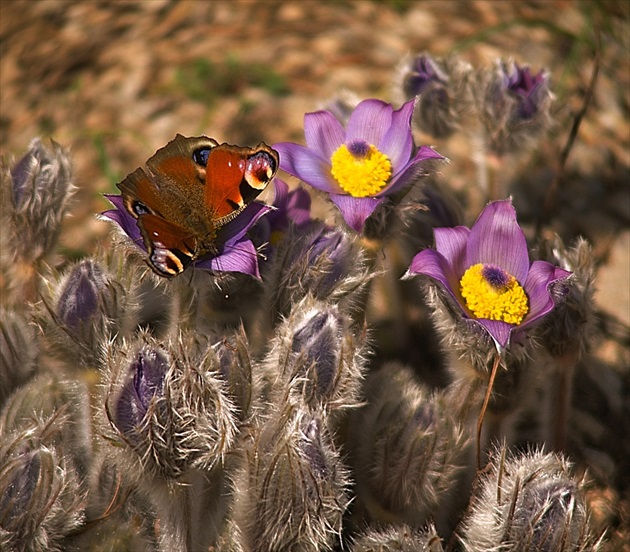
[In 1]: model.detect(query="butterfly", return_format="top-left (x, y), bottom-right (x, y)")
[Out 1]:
top-left (116, 134), bottom-right (279, 277)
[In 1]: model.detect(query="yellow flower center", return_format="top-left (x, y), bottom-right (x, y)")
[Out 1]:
top-left (459, 263), bottom-right (529, 325)
top-left (330, 140), bottom-right (392, 198)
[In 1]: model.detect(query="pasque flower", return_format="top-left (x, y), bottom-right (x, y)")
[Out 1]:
top-left (274, 99), bottom-right (442, 233)
top-left (103, 195), bottom-right (271, 278)
top-left (406, 199), bottom-right (571, 350)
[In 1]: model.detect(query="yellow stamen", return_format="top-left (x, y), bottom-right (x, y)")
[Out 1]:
top-left (330, 142), bottom-right (392, 198)
top-left (459, 263), bottom-right (529, 325)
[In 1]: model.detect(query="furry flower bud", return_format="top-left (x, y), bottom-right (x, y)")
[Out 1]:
top-left (6, 137), bottom-right (73, 260)
top-left (477, 59), bottom-right (554, 154)
top-left (104, 334), bottom-right (237, 480)
top-left (0, 416), bottom-right (86, 552)
top-left (0, 309), bottom-right (38, 406)
top-left (536, 236), bottom-right (596, 359)
top-left (263, 221), bottom-right (371, 328)
top-left (233, 404), bottom-right (349, 552)
top-left (460, 446), bottom-right (602, 551)
top-left (396, 53), bottom-right (474, 138)
top-left (213, 329), bottom-right (256, 423)
top-left (262, 296), bottom-right (366, 413)
top-left (351, 363), bottom-right (469, 530)
top-left (351, 523), bottom-right (444, 552)
top-left (38, 257), bottom-right (137, 368)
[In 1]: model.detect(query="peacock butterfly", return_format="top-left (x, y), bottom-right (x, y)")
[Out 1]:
top-left (116, 134), bottom-right (279, 277)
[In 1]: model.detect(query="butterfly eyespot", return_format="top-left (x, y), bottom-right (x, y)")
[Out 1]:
top-left (132, 200), bottom-right (151, 216)
top-left (193, 147), bottom-right (212, 167)
top-left (245, 152), bottom-right (278, 186)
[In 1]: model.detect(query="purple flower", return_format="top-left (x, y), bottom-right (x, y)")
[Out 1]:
top-left (406, 199), bottom-right (571, 350)
top-left (102, 195), bottom-right (271, 278)
top-left (274, 99), bottom-right (443, 233)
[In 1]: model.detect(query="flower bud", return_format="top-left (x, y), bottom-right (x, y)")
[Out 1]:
top-left (0, 308), bottom-right (37, 406)
top-left (396, 53), bottom-right (474, 139)
top-left (351, 363), bottom-right (469, 530)
top-left (477, 59), bottom-right (554, 154)
top-left (233, 404), bottom-right (349, 552)
top-left (57, 259), bottom-right (114, 331)
top-left (536, 236), bottom-right (596, 359)
top-left (262, 296), bottom-right (366, 413)
top-left (6, 137), bottom-right (74, 261)
top-left (263, 221), bottom-right (372, 328)
top-left (351, 523), bottom-right (444, 552)
top-left (104, 334), bottom-right (237, 480)
top-left (1, 372), bottom-right (92, 478)
top-left (460, 446), bottom-right (602, 551)
top-left (38, 256), bottom-right (137, 368)
top-left (0, 416), bottom-right (86, 552)
top-left (212, 328), bottom-right (256, 423)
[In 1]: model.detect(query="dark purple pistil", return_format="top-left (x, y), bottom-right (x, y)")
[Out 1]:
top-left (481, 264), bottom-right (510, 289)
top-left (347, 139), bottom-right (371, 158)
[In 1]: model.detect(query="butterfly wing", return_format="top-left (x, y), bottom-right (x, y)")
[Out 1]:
top-left (204, 143), bottom-right (279, 226)
top-left (116, 166), bottom-right (198, 277)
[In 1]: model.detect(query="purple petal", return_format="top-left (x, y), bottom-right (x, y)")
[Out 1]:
top-left (411, 145), bottom-right (445, 163)
top-left (381, 145), bottom-right (444, 196)
top-left (434, 226), bottom-right (470, 278)
top-left (274, 142), bottom-right (343, 193)
top-left (465, 199), bottom-right (529, 283)
top-left (522, 260), bottom-right (572, 327)
top-left (406, 248), bottom-right (464, 310)
top-left (101, 195), bottom-right (145, 250)
top-left (345, 99), bottom-right (393, 146)
top-left (196, 238), bottom-right (261, 278)
top-left (272, 178), bottom-right (289, 207)
top-left (217, 202), bottom-right (272, 244)
top-left (304, 110), bottom-right (345, 159)
top-left (286, 187), bottom-right (312, 227)
top-left (378, 99), bottom-right (415, 171)
top-left (476, 319), bottom-right (513, 349)
top-left (329, 193), bottom-right (384, 233)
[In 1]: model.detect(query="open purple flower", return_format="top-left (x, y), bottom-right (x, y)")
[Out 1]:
top-left (405, 199), bottom-right (571, 350)
top-left (102, 195), bottom-right (271, 278)
top-left (274, 99), bottom-right (443, 233)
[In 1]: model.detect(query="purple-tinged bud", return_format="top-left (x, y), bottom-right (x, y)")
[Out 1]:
top-left (38, 255), bottom-right (138, 368)
top-left (57, 259), bottom-right (112, 332)
top-left (262, 296), bottom-right (366, 413)
top-left (351, 523), bottom-right (444, 552)
top-left (0, 417), bottom-right (86, 551)
top-left (477, 59), bottom-right (554, 155)
top-left (460, 446), bottom-right (603, 551)
top-left (263, 221), bottom-right (372, 328)
top-left (3, 137), bottom-right (73, 262)
top-left (112, 345), bottom-right (169, 442)
top-left (233, 404), bottom-right (349, 552)
top-left (1, 373), bottom-right (93, 480)
top-left (351, 363), bottom-right (469, 531)
top-left (0, 309), bottom-right (37, 406)
top-left (103, 335), bottom-right (237, 480)
top-left (396, 53), bottom-right (474, 138)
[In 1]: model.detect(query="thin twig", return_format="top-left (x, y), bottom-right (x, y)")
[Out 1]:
top-left (476, 353), bottom-right (501, 470)
top-left (537, 30), bottom-right (601, 234)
